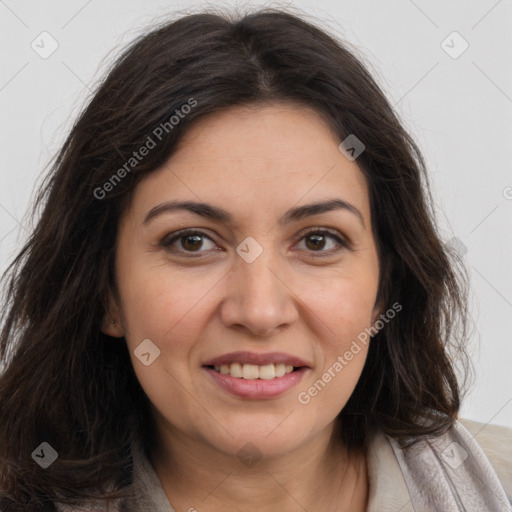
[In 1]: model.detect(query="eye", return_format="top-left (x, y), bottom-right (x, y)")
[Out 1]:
top-left (161, 229), bottom-right (218, 255)
top-left (160, 228), bottom-right (349, 257)
top-left (294, 229), bottom-right (349, 257)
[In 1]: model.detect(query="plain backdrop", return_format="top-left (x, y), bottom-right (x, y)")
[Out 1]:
top-left (1, 0), bottom-right (511, 429)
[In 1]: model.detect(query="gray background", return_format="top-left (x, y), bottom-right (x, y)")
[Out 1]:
top-left (1, 0), bottom-right (511, 428)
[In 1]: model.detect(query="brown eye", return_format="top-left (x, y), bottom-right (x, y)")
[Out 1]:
top-left (161, 230), bottom-right (217, 254)
top-left (161, 228), bottom-right (349, 258)
top-left (181, 234), bottom-right (204, 251)
top-left (304, 233), bottom-right (328, 251)
top-left (295, 229), bottom-right (348, 257)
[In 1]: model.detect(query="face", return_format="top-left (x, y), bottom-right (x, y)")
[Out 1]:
top-left (104, 103), bottom-right (382, 460)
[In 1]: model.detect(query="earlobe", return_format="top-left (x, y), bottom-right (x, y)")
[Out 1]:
top-left (100, 290), bottom-right (125, 337)
top-left (100, 315), bottom-right (125, 337)
top-left (371, 300), bottom-right (385, 326)
top-left (370, 309), bottom-right (381, 326)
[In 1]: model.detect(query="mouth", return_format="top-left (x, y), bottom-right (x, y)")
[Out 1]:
top-left (201, 351), bottom-right (310, 399)
top-left (204, 362), bottom-right (301, 380)
top-left (201, 351), bottom-right (310, 379)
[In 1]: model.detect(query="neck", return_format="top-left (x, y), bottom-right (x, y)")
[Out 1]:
top-left (149, 420), bottom-right (368, 512)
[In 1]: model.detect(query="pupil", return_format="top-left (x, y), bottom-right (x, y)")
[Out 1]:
top-left (306, 234), bottom-right (325, 250)
top-left (183, 235), bottom-right (202, 251)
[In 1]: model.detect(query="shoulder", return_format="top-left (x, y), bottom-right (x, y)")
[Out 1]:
top-left (382, 418), bottom-right (512, 511)
top-left (458, 417), bottom-right (512, 500)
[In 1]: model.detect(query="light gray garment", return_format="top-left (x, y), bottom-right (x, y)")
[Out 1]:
top-left (58, 418), bottom-right (512, 511)
top-left (386, 419), bottom-right (511, 511)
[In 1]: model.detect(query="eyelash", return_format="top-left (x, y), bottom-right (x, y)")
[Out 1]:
top-left (160, 228), bottom-right (350, 258)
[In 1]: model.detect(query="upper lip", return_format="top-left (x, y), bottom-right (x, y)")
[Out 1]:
top-left (202, 351), bottom-right (311, 368)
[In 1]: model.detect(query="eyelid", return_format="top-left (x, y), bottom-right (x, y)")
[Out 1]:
top-left (160, 229), bottom-right (218, 255)
top-left (292, 227), bottom-right (352, 256)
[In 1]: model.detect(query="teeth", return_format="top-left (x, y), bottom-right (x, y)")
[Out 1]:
top-left (275, 363), bottom-right (286, 377)
top-left (230, 362), bottom-right (243, 378)
top-left (259, 364), bottom-right (275, 380)
top-left (211, 362), bottom-right (296, 379)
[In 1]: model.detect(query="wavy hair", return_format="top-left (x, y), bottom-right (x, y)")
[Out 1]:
top-left (0, 6), bottom-right (470, 510)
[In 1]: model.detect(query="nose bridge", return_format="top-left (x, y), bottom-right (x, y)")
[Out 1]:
top-left (220, 239), bottom-right (296, 335)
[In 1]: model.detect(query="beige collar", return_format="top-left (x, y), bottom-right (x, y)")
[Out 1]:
top-left (366, 429), bottom-right (414, 511)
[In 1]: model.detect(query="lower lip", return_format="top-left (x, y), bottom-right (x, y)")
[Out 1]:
top-left (203, 367), bottom-right (308, 399)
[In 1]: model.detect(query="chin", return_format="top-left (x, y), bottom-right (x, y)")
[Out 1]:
top-left (206, 417), bottom-right (309, 459)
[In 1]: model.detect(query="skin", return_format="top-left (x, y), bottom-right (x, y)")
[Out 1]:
top-left (103, 102), bottom-right (382, 512)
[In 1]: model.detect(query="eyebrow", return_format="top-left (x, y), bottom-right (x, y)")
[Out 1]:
top-left (143, 198), bottom-right (365, 229)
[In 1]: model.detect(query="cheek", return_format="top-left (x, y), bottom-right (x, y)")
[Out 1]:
top-left (307, 271), bottom-right (379, 346)
top-left (298, 269), bottom-right (378, 411)
top-left (117, 257), bottom-right (212, 343)
top-left (297, 280), bottom-right (374, 413)
top-left (116, 266), bottom-right (213, 429)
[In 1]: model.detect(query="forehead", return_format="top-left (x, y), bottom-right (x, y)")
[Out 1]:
top-left (173, 102), bottom-right (346, 171)
top-left (126, 103), bottom-right (372, 227)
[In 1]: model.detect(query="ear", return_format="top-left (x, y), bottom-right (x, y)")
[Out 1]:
top-left (370, 298), bottom-right (385, 326)
top-left (100, 289), bottom-right (125, 338)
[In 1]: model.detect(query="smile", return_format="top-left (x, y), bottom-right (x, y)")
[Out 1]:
top-left (202, 351), bottom-right (311, 398)
top-left (208, 362), bottom-right (295, 380)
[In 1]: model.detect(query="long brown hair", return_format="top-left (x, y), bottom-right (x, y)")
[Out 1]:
top-left (0, 6), bottom-right (470, 510)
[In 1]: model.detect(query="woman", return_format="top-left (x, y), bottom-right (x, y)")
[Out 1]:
top-left (0, 7), bottom-right (510, 512)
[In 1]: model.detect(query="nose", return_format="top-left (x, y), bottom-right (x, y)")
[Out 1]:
top-left (219, 245), bottom-right (298, 338)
